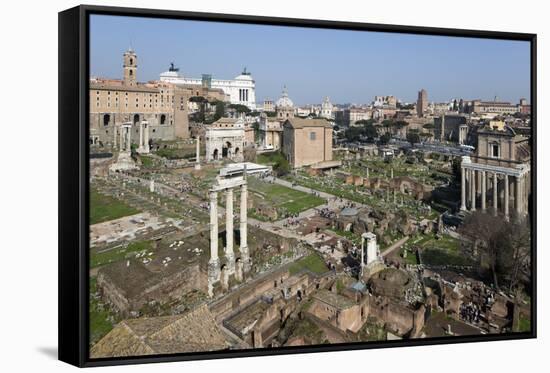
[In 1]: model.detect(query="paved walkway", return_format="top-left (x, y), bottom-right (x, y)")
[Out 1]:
top-left (381, 235), bottom-right (410, 257)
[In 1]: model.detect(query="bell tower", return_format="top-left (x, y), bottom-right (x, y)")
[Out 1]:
top-left (123, 48), bottom-right (137, 85)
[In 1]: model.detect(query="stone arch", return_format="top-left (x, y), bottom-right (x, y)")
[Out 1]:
top-left (103, 114), bottom-right (110, 126)
top-left (133, 114), bottom-right (140, 125)
top-left (234, 147), bottom-right (240, 157)
top-left (213, 148), bottom-right (219, 160)
top-left (223, 141), bottom-right (233, 158)
top-left (160, 114), bottom-right (166, 125)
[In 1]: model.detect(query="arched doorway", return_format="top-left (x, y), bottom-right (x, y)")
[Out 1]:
top-left (222, 141), bottom-right (232, 158)
top-left (160, 114), bottom-right (166, 125)
top-left (103, 114), bottom-right (110, 126)
top-left (133, 114), bottom-right (140, 125)
top-left (234, 147), bottom-right (240, 157)
top-left (213, 148), bottom-right (219, 160)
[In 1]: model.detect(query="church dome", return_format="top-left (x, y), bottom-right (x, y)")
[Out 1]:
top-left (276, 86), bottom-right (294, 108)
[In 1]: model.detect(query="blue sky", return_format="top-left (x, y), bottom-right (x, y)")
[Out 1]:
top-left (90, 15), bottom-right (531, 105)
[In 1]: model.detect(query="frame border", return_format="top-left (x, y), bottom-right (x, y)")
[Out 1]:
top-left (58, 4), bottom-right (537, 368)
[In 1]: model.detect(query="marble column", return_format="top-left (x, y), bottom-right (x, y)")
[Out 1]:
top-left (460, 166), bottom-right (466, 211)
top-left (119, 126), bottom-right (124, 151)
top-left (139, 122), bottom-right (144, 150)
top-left (143, 123), bottom-right (149, 153)
top-left (113, 125), bottom-right (117, 148)
top-left (493, 172), bottom-right (498, 216)
top-left (470, 169), bottom-right (476, 211)
top-left (366, 168), bottom-right (369, 178)
top-left (209, 192), bottom-right (219, 263)
top-left (126, 126), bottom-right (131, 151)
top-left (515, 176), bottom-right (522, 215)
top-left (481, 170), bottom-right (486, 210)
top-left (225, 188), bottom-right (235, 274)
top-left (390, 168), bottom-right (394, 179)
top-left (208, 191), bottom-right (220, 296)
top-left (195, 136), bottom-right (201, 170)
top-left (240, 183), bottom-right (249, 271)
top-left (504, 174), bottom-right (510, 220)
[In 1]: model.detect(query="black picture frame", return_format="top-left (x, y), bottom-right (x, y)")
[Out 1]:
top-left (58, 4), bottom-right (537, 368)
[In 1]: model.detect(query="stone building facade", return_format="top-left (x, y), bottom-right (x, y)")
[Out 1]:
top-left (417, 89), bottom-right (428, 117)
top-left (160, 66), bottom-right (257, 110)
top-left (282, 118), bottom-right (333, 168)
top-left (434, 114), bottom-right (468, 144)
top-left (89, 49), bottom-right (191, 146)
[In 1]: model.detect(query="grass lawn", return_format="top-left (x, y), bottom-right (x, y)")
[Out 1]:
top-left (289, 253), bottom-right (329, 275)
top-left (89, 277), bottom-right (117, 346)
top-left (400, 247), bottom-right (419, 265)
top-left (518, 313), bottom-right (531, 332)
top-left (248, 177), bottom-right (325, 215)
top-left (90, 189), bottom-right (140, 224)
top-left (139, 155), bottom-right (156, 168)
top-left (419, 234), bottom-right (472, 266)
top-left (90, 240), bottom-right (152, 268)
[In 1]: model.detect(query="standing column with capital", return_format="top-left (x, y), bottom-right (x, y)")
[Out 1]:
top-left (240, 183), bottom-right (250, 272)
top-left (504, 174), bottom-right (510, 220)
top-left (225, 188), bottom-right (235, 274)
top-left (113, 125), bottom-right (118, 149)
top-left (126, 126), bottom-right (132, 151)
top-left (460, 166), bottom-right (466, 211)
top-left (493, 172), bottom-right (498, 216)
top-left (481, 170), bottom-right (486, 210)
top-left (208, 191), bottom-right (220, 296)
top-left (470, 169), bottom-right (476, 211)
top-left (143, 123), bottom-right (150, 153)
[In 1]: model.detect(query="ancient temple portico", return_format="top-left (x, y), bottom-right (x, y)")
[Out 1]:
top-left (207, 170), bottom-right (250, 297)
top-left (460, 156), bottom-right (530, 219)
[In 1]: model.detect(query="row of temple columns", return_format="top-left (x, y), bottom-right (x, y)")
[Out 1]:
top-left (112, 122), bottom-right (150, 153)
top-left (460, 166), bottom-right (528, 219)
top-left (208, 182), bottom-right (249, 296)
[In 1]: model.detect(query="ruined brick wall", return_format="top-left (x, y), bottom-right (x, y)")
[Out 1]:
top-left (97, 271), bottom-right (131, 313)
top-left (134, 264), bottom-right (206, 309)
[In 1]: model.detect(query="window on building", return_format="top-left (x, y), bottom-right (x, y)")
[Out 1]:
top-left (310, 132), bottom-right (316, 140)
top-left (490, 142), bottom-right (500, 158)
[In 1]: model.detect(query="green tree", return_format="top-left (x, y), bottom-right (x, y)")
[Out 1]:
top-left (364, 123), bottom-right (378, 139)
top-left (379, 133), bottom-right (391, 145)
top-left (406, 129), bottom-right (421, 145)
top-left (228, 103), bottom-right (251, 114)
top-left (273, 156), bottom-right (290, 176)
